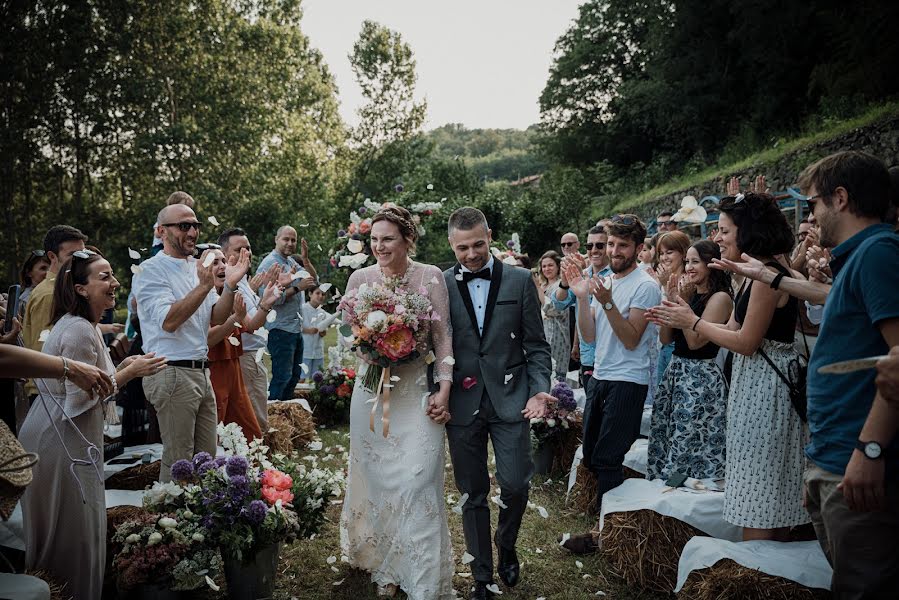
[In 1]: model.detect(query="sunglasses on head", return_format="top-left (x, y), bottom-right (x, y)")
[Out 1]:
top-left (585, 242), bottom-right (605, 250)
top-left (72, 249), bottom-right (98, 260)
top-left (32, 249), bottom-right (46, 257)
top-left (162, 221), bottom-right (202, 232)
top-left (612, 214), bottom-right (637, 225)
top-left (196, 243), bottom-right (221, 251)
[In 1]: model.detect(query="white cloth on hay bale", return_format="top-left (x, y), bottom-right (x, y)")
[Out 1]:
top-left (674, 537), bottom-right (832, 592)
top-left (103, 442), bottom-right (163, 479)
top-left (623, 438), bottom-right (648, 475)
top-left (640, 405), bottom-right (652, 437)
top-left (0, 573), bottom-right (51, 600)
top-left (599, 478), bottom-right (742, 542)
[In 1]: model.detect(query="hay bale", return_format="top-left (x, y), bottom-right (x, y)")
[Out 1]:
top-left (25, 570), bottom-right (72, 600)
top-left (265, 413), bottom-right (295, 455)
top-left (552, 418), bottom-right (582, 475)
top-left (104, 462), bottom-right (160, 490)
top-left (106, 505), bottom-right (147, 540)
top-left (567, 462), bottom-right (598, 514)
top-left (268, 403), bottom-right (317, 449)
top-left (679, 558), bottom-right (831, 599)
top-left (600, 509), bottom-right (705, 593)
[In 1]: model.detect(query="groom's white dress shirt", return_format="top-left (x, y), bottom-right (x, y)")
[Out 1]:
top-left (460, 256), bottom-right (494, 335)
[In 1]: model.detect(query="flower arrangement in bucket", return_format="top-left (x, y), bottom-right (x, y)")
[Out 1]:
top-left (329, 195), bottom-right (444, 270)
top-left (309, 366), bottom-right (356, 425)
top-left (112, 512), bottom-right (222, 593)
top-left (530, 380), bottom-right (580, 454)
top-left (337, 274), bottom-right (440, 435)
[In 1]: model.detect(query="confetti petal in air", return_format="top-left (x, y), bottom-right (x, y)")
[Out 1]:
top-left (205, 576), bottom-right (220, 591)
top-left (426, 183), bottom-right (434, 190)
top-left (227, 336), bottom-right (240, 346)
top-left (347, 239), bottom-right (364, 254)
top-left (255, 347), bottom-right (265, 363)
top-left (454, 273), bottom-right (464, 281)
top-left (38, 329), bottom-right (50, 342)
top-left (202, 252), bottom-right (216, 268)
top-left (300, 363), bottom-right (309, 373)
top-left (128, 247), bottom-right (141, 260)
top-left (319, 283), bottom-right (332, 293)
top-left (130, 264), bottom-right (143, 275)
top-left (207, 215), bottom-right (220, 227)
top-left (504, 374), bottom-right (513, 384)
top-left (266, 309), bottom-right (277, 323)
top-left (491, 495), bottom-right (508, 509)
top-left (461, 552), bottom-right (475, 565)
top-left (424, 351), bottom-right (436, 364)
top-left (442, 356), bottom-right (455, 365)
top-left (510, 332), bottom-right (516, 339)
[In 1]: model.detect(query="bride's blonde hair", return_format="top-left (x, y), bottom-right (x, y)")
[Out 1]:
top-left (371, 206), bottom-right (418, 257)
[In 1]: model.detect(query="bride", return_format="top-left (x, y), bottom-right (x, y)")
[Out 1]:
top-left (339, 206), bottom-right (455, 599)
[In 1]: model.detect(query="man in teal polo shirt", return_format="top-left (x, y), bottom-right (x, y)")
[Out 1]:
top-left (799, 151), bottom-right (899, 598)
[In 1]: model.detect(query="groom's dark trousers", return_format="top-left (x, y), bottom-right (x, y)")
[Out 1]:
top-left (446, 389), bottom-right (534, 583)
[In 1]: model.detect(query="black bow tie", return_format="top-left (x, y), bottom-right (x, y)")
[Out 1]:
top-left (462, 268), bottom-right (491, 282)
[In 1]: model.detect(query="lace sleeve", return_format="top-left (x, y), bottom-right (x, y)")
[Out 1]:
top-left (341, 267), bottom-right (364, 350)
top-left (424, 264), bottom-right (454, 383)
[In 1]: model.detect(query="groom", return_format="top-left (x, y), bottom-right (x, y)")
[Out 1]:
top-left (441, 207), bottom-right (553, 599)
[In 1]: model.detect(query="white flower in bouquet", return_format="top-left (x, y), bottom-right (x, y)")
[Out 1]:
top-left (546, 418), bottom-right (557, 427)
top-left (125, 533), bottom-right (141, 544)
top-left (365, 310), bottom-right (388, 329)
top-left (530, 417), bottom-right (544, 425)
top-left (144, 481), bottom-right (185, 507)
top-left (147, 531), bottom-right (163, 545)
top-left (158, 517), bottom-right (178, 529)
top-left (191, 533), bottom-right (205, 543)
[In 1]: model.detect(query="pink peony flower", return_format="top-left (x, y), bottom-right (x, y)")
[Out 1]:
top-left (261, 469), bottom-right (293, 491)
top-left (262, 486), bottom-right (295, 505)
top-left (374, 323), bottom-right (415, 361)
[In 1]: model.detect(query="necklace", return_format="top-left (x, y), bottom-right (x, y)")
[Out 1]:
top-left (379, 259), bottom-right (412, 289)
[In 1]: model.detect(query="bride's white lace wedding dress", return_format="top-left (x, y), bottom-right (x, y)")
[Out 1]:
top-left (339, 261), bottom-right (455, 599)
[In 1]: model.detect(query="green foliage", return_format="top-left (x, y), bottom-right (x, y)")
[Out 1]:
top-left (425, 124), bottom-right (547, 181)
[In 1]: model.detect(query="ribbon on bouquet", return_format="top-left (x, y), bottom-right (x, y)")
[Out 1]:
top-left (369, 365), bottom-right (392, 438)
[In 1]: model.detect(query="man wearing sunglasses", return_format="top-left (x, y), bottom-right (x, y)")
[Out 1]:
top-left (655, 211), bottom-right (677, 233)
top-left (560, 232), bottom-right (581, 257)
top-left (133, 203), bottom-right (250, 482)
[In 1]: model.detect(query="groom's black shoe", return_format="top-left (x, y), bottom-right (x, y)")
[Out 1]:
top-left (470, 581), bottom-right (495, 599)
top-left (495, 540), bottom-right (520, 587)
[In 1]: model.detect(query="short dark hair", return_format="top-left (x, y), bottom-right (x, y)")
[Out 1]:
top-left (51, 251), bottom-right (106, 324)
top-left (448, 206), bottom-right (488, 234)
top-left (43, 225), bottom-right (88, 256)
top-left (797, 151), bottom-right (891, 221)
top-left (20, 252), bottom-right (50, 288)
top-left (218, 227), bottom-right (247, 249)
top-left (657, 211), bottom-right (674, 218)
top-left (605, 214), bottom-right (647, 246)
top-left (587, 225), bottom-right (606, 237)
top-left (719, 193), bottom-right (794, 256)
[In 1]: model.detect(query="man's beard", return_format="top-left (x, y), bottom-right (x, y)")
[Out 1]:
top-left (610, 253), bottom-right (636, 274)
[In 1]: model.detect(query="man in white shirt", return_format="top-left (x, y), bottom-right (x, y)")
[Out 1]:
top-left (134, 203), bottom-right (249, 482)
top-left (562, 214), bottom-right (661, 553)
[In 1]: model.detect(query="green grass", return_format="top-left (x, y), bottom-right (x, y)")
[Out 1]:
top-left (611, 101), bottom-right (899, 212)
top-left (213, 427), bottom-right (667, 600)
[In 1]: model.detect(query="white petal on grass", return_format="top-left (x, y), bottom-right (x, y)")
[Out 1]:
top-left (319, 283), bottom-right (332, 293)
top-left (308, 440), bottom-right (323, 451)
top-left (130, 264), bottom-right (143, 275)
top-left (583, 574), bottom-right (592, 579)
top-left (537, 506), bottom-right (549, 519)
top-left (461, 552), bottom-right (475, 565)
top-left (266, 309), bottom-right (277, 323)
top-left (456, 573), bottom-right (471, 578)
top-left (486, 584), bottom-right (502, 595)
top-left (128, 247), bottom-right (141, 260)
top-left (255, 347), bottom-right (266, 363)
top-left (204, 576), bottom-right (220, 591)
top-left (491, 495), bottom-right (508, 509)
top-left (510, 332), bottom-right (516, 339)
top-left (326, 556), bottom-right (337, 564)
top-left (559, 533), bottom-right (571, 546)
top-left (317, 244), bottom-right (323, 251)
top-left (442, 356), bottom-right (455, 365)
top-left (576, 560), bottom-right (584, 569)
top-left (227, 336), bottom-right (240, 346)
top-left (332, 579), bottom-right (345, 586)
top-left (38, 329), bottom-right (50, 342)
top-left (595, 591), bottom-right (606, 596)
top-left (535, 548), bottom-right (543, 554)
top-left (330, 566), bottom-right (339, 573)
top-left (451, 492), bottom-right (469, 514)
top-left (207, 215), bottom-right (220, 227)
top-left (202, 252), bottom-right (216, 268)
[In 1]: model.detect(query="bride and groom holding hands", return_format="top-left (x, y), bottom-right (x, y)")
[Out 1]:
top-left (339, 205), bottom-right (555, 599)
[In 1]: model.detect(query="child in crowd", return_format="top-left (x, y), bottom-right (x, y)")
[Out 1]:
top-left (301, 286), bottom-right (336, 380)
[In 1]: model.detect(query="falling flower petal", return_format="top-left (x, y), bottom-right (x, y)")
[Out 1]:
top-left (330, 566), bottom-right (339, 572)
top-left (255, 347), bottom-right (266, 363)
top-left (299, 223), bottom-right (309, 228)
top-left (202, 252), bottom-right (216, 268)
top-left (559, 533), bottom-right (571, 546)
top-left (535, 548), bottom-right (543, 554)
top-left (130, 264), bottom-right (143, 275)
top-left (234, 321), bottom-right (242, 328)
top-left (442, 356), bottom-right (455, 365)
top-left (300, 363), bottom-right (309, 373)
top-left (390, 375), bottom-right (401, 382)
top-left (205, 576), bottom-right (220, 591)
top-left (491, 495), bottom-right (508, 509)
top-left (462, 376), bottom-right (477, 390)
top-left (227, 336), bottom-right (240, 346)
top-left (461, 552), bottom-right (475, 565)
top-left (504, 374), bottom-right (513, 384)
top-left (426, 183), bottom-right (434, 190)
top-left (367, 397), bottom-right (378, 405)
top-left (347, 239), bottom-right (364, 254)
top-left (576, 560), bottom-right (584, 569)
top-left (486, 584), bottom-right (502, 595)
top-left (424, 351), bottom-right (436, 364)
top-left (128, 247), bottom-right (141, 260)
top-left (472, 410), bottom-right (479, 415)
top-left (327, 556), bottom-right (337, 564)
top-left (454, 273), bottom-right (464, 281)
top-left (319, 283), bottom-right (332, 293)
top-left (208, 216), bottom-right (220, 227)
top-left (537, 506), bottom-right (549, 519)
top-left (595, 591), bottom-right (606, 596)
top-left (510, 332), bottom-right (516, 339)
top-left (333, 579), bottom-right (344, 586)
top-left (38, 329), bottom-right (50, 342)
top-left (452, 492), bottom-right (469, 514)
top-left (266, 309), bottom-right (277, 323)
top-left (308, 440), bottom-right (323, 451)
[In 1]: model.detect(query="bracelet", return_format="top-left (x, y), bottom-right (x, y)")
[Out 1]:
top-left (770, 273), bottom-right (785, 290)
top-left (60, 356), bottom-right (69, 380)
top-left (560, 282), bottom-right (570, 290)
top-left (692, 317), bottom-right (702, 331)
top-left (225, 283), bottom-right (238, 294)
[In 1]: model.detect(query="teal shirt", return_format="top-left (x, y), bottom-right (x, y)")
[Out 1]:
top-left (806, 224), bottom-right (899, 477)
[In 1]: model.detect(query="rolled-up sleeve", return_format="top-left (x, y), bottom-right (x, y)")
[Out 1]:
top-left (133, 262), bottom-right (177, 329)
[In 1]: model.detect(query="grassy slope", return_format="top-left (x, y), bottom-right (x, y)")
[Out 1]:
top-left (612, 101), bottom-right (899, 213)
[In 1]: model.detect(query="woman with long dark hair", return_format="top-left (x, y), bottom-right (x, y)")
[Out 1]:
top-left (647, 240), bottom-right (733, 480)
top-left (19, 250), bottom-right (165, 599)
top-left (649, 193), bottom-right (808, 541)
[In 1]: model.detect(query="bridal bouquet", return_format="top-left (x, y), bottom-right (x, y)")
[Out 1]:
top-left (337, 276), bottom-right (436, 392)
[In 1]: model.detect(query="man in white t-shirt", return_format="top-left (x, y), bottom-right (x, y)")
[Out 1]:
top-left (134, 203), bottom-right (249, 482)
top-left (561, 214), bottom-right (661, 554)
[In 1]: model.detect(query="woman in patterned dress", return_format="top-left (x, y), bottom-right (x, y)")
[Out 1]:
top-left (647, 240), bottom-right (732, 480)
top-left (649, 192), bottom-right (809, 541)
top-left (20, 250), bottom-right (165, 599)
top-left (538, 251), bottom-right (570, 380)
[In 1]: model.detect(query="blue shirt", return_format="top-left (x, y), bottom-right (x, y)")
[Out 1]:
top-left (256, 252), bottom-right (307, 334)
top-left (806, 224), bottom-right (899, 477)
top-left (550, 264), bottom-right (612, 368)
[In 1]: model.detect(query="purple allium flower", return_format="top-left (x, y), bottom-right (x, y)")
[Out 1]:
top-left (320, 384), bottom-right (336, 396)
top-left (228, 475), bottom-right (250, 501)
top-left (551, 381), bottom-right (577, 412)
top-left (338, 229), bottom-right (347, 238)
top-left (225, 455), bottom-right (248, 477)
top-left (394, 183), bottom-right (404, 193)
top-left (196, 460), bottom-right (216, 476)
top-left (213, 456), bottom-right (227, 468)
top-left (506, 240), bottom-right (516, 249)
top-left (243, 500), bottom-right (267, 525)
top-left (312, 371), bottom-right (324, 383)
top-left (359, 206), bottom-right (367, 215)
top-left (170, 459), bottom-right (194, 482)
top-left (351, 233), bottom-right (362, 240)
top-left (192, 451), bottom-right (212, 470)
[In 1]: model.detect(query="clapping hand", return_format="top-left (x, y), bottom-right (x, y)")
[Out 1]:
top-left (233, 293), bottom-right (247, 323)
top-left (806, 246), bottom-right (832, 284)
top-left (589, 274), bottom-right (613, 306)
top-left (750, 174), bottom-right (769, 194)
top-left (710, 252), bottom-right (767, 281)
top-left (224, 248), bottom-right (251, 289)
top-left (561, 261), bottom-right (590, 299)
top-left (0, 317), bottom-right (21, 345)
top-left (197, 250), bottom-right (216, 288)
top-left (677, 274), bottom-right (695, 300)
top-left (646, 296), bottom-right (696, 330)
top-left (259, 279), bottom-right (283, 311)
top-left (726, 176), bottom-right (741, 196)
top-left (276, 265), bottom-right (296, 288)
top-left (522, 392), bottom-right (553, 419)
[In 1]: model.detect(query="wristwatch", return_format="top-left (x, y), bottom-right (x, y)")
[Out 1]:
top-left (602, 302), bottom-right (614, 311)
top-left (856, 440), bottom-right (883, 459)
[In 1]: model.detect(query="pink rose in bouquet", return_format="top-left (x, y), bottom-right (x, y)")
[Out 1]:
top-left (374, 323), bottom-right (415, 361)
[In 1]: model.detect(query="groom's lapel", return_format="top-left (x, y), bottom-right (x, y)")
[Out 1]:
top-left (481, 260), bottom-right (504, 340)
top-left (453, 263), bottom-right (480, 339)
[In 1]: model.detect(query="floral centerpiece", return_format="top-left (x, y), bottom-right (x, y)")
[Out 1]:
top-left (112, 512), bottom-right (223, 592)
top-left (491, 232), bottom-right (525, 266)
top-left (309, 366), bottom-right (356, 425)
top-left (530, 381), bottom-right (581, 473)
top-left (329, 194), bottom-right (444, 270)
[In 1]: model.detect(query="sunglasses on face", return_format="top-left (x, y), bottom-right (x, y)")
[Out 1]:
top-left (612, 215), bottom-right (637, 225)
top-left (657, 221), bottom-right (673, 227)
top-left (561, 241), bottom-right (577, 247)
top-left (585, 242), bottom-right (605, 250)
top-left (804, 193), bottom-right (825, 209)
top-left (162, 221), bottom-right (202, 232)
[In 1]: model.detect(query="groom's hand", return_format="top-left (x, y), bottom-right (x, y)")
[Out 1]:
top-left (426, 390), bottom-right (452, 425)
top-left (522, 392), bottom-right (554, 419)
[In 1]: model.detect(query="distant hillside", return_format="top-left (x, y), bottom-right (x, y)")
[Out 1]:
top-left (425, 123), bottom-right (547, 182)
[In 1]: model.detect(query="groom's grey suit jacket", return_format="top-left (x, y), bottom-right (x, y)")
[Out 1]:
top-left (443, 260), bottom-right (552, 426)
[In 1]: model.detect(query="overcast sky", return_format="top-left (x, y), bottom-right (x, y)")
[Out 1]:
top-left (301, 0), bottom-right (583, 131)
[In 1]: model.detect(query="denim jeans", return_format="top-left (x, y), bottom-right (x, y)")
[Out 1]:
top-left (267, 328), bottom-right (304, 400)
top-left (301, 357), bottom-right (324, 381)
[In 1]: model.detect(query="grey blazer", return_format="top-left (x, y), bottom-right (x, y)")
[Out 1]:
top-left (443, 260), bottom-right (552, 426)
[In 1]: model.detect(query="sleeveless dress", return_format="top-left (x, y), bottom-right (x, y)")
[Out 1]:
top-left (723, 266), bottom-right (810, 528)
top-left (647, 293), bottom-right (729, 480)
top-left (541, 280), bottom-right (570, 380)
top-left (339, 261), bottom-right (455, 599)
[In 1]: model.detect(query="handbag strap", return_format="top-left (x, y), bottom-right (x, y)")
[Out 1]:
top-left (757, 346), bottom-right (795, 393)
